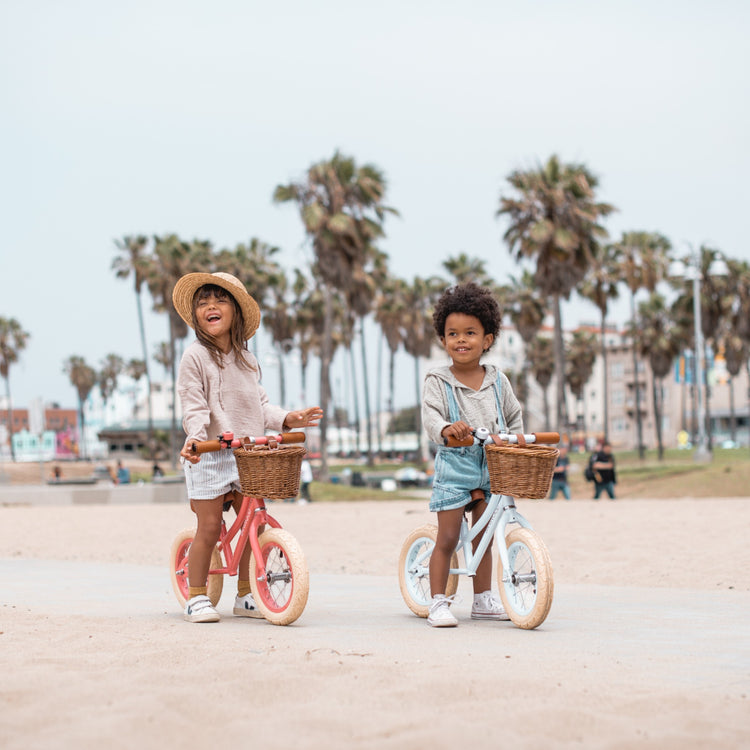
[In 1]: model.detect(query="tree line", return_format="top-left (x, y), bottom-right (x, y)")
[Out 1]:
top-left (2, 153), bottom-right (749, 470)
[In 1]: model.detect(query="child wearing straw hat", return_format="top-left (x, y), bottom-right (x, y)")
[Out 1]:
top-left (421, 282), bottom-right (523, 627)
top-left (172, 271), bottom-right (323, 623)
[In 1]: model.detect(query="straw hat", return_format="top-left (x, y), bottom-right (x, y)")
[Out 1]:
top-left (172, 272), bottom-right (261, 341)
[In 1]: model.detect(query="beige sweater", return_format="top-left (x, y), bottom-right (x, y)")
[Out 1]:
top-left (177, 341), bottom-right (288, 443)
top-left (421, 364), bottom-right (523, 445)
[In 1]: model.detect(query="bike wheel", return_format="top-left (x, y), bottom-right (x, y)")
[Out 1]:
top-left (249, 528), bottom-right (309, 625)
top-left (169, 529), bottom-right (224, 608)
top-left (497, 527), bottom-right (554, 630)
top-left (398, 524), bottom-right (459, 618)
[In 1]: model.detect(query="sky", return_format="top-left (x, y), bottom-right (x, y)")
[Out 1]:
top-left (2, 0), bottom-right (749, 413)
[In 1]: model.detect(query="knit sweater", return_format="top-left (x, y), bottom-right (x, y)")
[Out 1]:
top-left (421, 364), bottom-right (523, 445)
top-left (177, 340), bottom-right (288, 443)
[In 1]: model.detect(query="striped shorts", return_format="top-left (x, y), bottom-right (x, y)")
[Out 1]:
top-left (183, 450), bottom-right (241, 500)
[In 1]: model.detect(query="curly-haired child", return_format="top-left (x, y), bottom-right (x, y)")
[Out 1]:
top-left (421, 282), bottom-right (523, 627)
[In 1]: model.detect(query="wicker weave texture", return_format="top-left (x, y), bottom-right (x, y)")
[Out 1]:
top-left (233, 445), bottom-right (305, 499)
top-left (485, 444), bottom-right (559, 499)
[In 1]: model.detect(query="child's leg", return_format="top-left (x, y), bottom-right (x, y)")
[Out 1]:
top-left (229, 491), bottom-right (252, 592)
top-left (188, 495), bottom-right (225, 591)
top-left (470, 498), bottom-right (493, 594)
top-left (429, 507), bottom-right (463, 597)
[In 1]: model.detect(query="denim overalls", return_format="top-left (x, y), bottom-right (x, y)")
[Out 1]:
top-left (429, 375), bottom-right (506, 512)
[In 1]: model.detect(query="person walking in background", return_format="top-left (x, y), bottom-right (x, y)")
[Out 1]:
top-left (116, 460), bottom-right (131, 484)
top-left (299, 458), bottom-right (313, 503)
top-left (590, 441), bottom-right (617, 500)
top-left (549, 445), bottom-right (571, 500)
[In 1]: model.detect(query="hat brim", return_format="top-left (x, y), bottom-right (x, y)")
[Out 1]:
top-left (172, 273), bottom-right (261, 341)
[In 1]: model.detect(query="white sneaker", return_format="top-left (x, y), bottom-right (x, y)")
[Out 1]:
top-left (233, 592), bottom-right (263, 618)
top-left (427, 595), bottom-right (458, 627)
top-left (184, 594), bottom-right (220, 623)
top-left (471, 590), bottom-right (510, 621)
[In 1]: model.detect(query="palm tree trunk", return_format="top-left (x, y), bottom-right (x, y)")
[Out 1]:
top-left (277, 344), bottom-right (287, 408)
top-left (135, 290), bottom-right (155, 456)
top-left (552, 295), bottom-right (569, 435)
top-left (359, 320), bottom-right (374, 466)
top-left (4, 378), bottom-right (15, 461)
top-left (630, 293), bottom-right (645, 459)
top-left (348, 343), bottom-right (361, 456)
top-left (376, 333), bottom-right (383, 457)
top-left (168, 319), bottom-right (179, 470)
top-left (389, 348), bottom-right (396, 456)
top-left (77, 396), bottom-right (86, 460)
top-left (413, 355), bottom-right (424, 467)
top-left (729, 377), bottom-right (737, 443)
top-left (600, 310), bottom-right (609, 441)
top-left (318, 292), bottom-right (334, 480)
top-left (653, 377), bottom-right (664, 460)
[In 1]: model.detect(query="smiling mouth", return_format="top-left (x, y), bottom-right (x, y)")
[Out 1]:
top-left (207, 314), bottom-right (221, 323)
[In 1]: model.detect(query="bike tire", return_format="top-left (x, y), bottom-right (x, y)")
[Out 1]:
top-left (497, 527), bottom-right (553, 629)
top-left (249, 528), bottom-right (309, 626)
top-left (398, 524), bottom-right (459, 618)
top-left (169, 528), bottom-right (224, 608)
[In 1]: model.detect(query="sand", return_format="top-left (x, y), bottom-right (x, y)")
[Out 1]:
top-left (1, 495), bottom-right (749, 749)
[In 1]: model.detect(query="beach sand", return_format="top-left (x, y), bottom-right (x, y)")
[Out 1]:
top-left (1, 496), bottom-right (749, 749)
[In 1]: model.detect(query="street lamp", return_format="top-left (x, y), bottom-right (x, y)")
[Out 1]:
top-left (670, 247), bottom-right (728, 463)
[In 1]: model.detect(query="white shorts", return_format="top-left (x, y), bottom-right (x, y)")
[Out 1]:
top-left (183, 450), bottom-right (241, 500)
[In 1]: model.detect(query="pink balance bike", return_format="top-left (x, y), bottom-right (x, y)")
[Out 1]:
top-left (169, 431), bottom-right (309, 625)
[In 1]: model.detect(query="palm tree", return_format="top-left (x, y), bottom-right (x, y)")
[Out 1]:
top-left (579, 241), bottom-right (621, 440)
top-left (633, 293), bottom-right (689, 459)
top-left (401, 276), bottom-right (443, 465)
top-left (147, 235), bottom-right (212, 465)
top-left (0, 317), bottom-right (30, 461)
top-left (498, 155), bottom-right (615, 436)
top-left (615, 230), bottom-right (671, 458)
top-left (274, 151), bottom-right (398, 477)
top-left (502, 270), bottom-right (547, 414)
top-left (670, 245), bottom-right (732, 451)
top-left (526, 334), bottom-right (554, 429)
top-left (374, 276), bottom-right (408, 455)
top-left (113, 235), bottom-right (155, 448)
top-left (63, 356), bottom-right (97, 460)
top-left (262, 268), bottom-right (295, 408)
top-left (98, 354), bottom-right (124, 413)
top-left (126, 358), bottom-right (147, 421)
top-left (565, 329), bottom-right (598, 437)
top-left (442, 253), bottom-right (493, 286)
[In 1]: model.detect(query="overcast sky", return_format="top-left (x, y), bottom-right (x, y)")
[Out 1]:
top-left (2, 0), bottom-right (748, 412)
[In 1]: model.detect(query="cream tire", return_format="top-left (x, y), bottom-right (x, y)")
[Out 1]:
top-left (169, 528), bottom-right (224, 608)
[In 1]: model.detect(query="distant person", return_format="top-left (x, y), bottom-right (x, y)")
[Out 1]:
top-left (590, 441), bottom-right (616, 500)
top-left (51, 465), bottom-right (62, 481)
top-left (549, 445), bottom-right (570, 500)
top-left (116, 460), bottom-right (131, 484)
top-left (299, 459), bottom-right (313, 503)
top-left (152, 463), bottom-right (164, 479)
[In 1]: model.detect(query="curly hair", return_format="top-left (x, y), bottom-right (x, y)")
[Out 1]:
top-left (432, 282), bottom-right (502, 349)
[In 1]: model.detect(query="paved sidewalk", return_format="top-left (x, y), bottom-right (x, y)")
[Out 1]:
top-left (3, 557), bottom-right (748, 690)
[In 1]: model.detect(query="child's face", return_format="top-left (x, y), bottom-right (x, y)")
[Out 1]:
top-left (195, 291), bottom-right (234, 345)
top-left (440, 312), bottom-right (493, 364)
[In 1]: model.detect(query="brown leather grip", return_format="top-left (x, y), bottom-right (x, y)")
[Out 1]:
top-left (279, 432), bottom-right (306, 444)
top-left (443, 436), bottom-right (475, 447)
top-left (190, 440), bottom-right (223, 454)
top-left (532, 432), bottom-right (560, 445)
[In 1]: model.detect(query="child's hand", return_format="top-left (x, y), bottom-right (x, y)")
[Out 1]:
top-left (441, 421), bottom-right (473, 441)
top-left (284, 406), bottom-right (324, 429)
top-left (180, 440), bottom-right (201, 464)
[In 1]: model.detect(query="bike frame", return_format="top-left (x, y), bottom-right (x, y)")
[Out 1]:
top-left (449, 492), bottom-right (534, 582)
top-left (208, 494), bottom-right (282, 583)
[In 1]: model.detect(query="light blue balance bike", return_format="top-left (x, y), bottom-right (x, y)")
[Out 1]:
top-left (398, 429), bottom-right (559, 630)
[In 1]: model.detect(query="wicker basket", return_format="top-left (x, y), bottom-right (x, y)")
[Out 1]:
top-left (485, 443), bottom-right (559, 499)
top-left (233, 444), bottom-right (306, 500)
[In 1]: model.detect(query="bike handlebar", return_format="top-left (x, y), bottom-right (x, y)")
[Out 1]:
top-left (190, 431), bottom-right (306, 454)
top-left (443, 429), bottom-right (560, 448)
